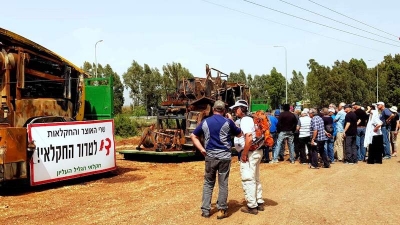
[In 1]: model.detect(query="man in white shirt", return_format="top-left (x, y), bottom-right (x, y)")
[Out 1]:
top-left (230, 100), bottom-right (264, 215)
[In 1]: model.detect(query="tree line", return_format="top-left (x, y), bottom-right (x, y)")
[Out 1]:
top-left (81, 53), bottom-right (400, 115)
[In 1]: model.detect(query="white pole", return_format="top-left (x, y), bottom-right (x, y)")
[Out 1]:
top-left (376, 65), bottom-right (379, 102)
top-left (368, 60), bottom-right (378, 102)
top-left (274, 46), bottom-right (288, 104)
top-left (95, 40), bottom-right (103, 78)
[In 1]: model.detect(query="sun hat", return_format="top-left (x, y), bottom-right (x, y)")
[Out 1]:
top-left (389, 106), bottom-right (398, 113)
top-left (229, 100), bottom-right (248, 109)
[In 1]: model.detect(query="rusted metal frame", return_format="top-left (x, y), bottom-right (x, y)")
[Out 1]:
top-left (15, 47), bottom-right (63, 65)
top-left (3, 65), bottom-right (15, 125)
top-left (25, 68), bottom-right (64, 83)
top-left (63, 66), bottom-right (71, 99)
top-left (15, 50), bottom-right (26, 100)
top-left (0, 55), bottom-right (5, 110)
top-left (1, 52), bottom-right (14, 112)
top-left (211, 67), bottom-right (229, 77)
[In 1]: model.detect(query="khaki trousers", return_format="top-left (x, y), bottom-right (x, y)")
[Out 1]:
top-left (334, 132), bottom-right (345, 161)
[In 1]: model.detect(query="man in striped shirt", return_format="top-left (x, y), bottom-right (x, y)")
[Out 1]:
top-left (297, 110), bottom-right (311, 164)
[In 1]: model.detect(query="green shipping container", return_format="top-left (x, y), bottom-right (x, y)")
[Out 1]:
top-left (250, 99), bottom-right (270, 112)
top-left (84, 76), bottom-right (114, 120)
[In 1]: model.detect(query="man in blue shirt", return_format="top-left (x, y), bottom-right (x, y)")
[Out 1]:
top-left (191, 100), bottom-right (242, 219)
top-left (376, 102), bottom-right (395, 159)
top-left (262, 109), bottom-right (278, 163)
top-left (334, 102), bottom-right (346, 162)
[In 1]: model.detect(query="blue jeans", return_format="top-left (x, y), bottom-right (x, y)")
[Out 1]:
top-left (273, 131), bottom-right (295, 162)
top-left (263, 132), bottom-right (279, 161)
top-left (324, 137), bottom-right (334, 162)
top-left (356, 127), bottom-right (366, 161)
top-left (381, 126), bottom-right (391, 158)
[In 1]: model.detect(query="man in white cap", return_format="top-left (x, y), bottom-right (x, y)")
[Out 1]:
top-left (389, 106), bottom-right (399, 157)
top-left (230, 100), bottom-right (264, 215)
top-left (376, 102), bottom-right (395, 159)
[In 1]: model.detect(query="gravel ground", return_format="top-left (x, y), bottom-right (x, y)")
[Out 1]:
top-left (1, 139), bottom-right (400, 225)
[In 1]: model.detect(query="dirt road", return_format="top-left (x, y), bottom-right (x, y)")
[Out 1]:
top-left (1, 153), bottom-right (400, 225)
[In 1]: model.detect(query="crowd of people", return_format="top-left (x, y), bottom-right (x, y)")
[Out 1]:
top-left (189, 99), bottom-right (399, 219)
top-left (264, 101), bottom-right (399, 167)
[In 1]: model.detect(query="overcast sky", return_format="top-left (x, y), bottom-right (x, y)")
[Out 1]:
top-left (2, 0), bottom-right (399, 105)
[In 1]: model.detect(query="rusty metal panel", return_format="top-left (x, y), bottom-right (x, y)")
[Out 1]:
top-left (14, 99), bottom-right (73, 127)
top-left (0, 127), bottom-right (27, 164)
top-left (0, 28), bottom-right (88, 77)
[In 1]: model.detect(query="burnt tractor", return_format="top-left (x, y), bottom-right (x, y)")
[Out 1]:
top-left (130, 64), bottom-right (249, 156)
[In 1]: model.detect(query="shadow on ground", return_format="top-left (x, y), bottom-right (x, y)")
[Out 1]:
top-left (122, 154), bottom-right (204, 163)
top-left (0, 166), bottom-right (139, 196)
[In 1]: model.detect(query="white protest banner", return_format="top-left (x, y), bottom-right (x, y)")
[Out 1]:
top-left (28, 119), bottom-right (116, 186)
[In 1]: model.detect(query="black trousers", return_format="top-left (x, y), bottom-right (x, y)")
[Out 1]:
top-left (345, 135), bottom-right (357, 163)
top-left (298, 136), bottom-right (311, 163)
top-left (262, 132), bottom-right (278, 161)
top-left (294, 133), bottom-right (300, 159)
top-left (368, 135), bottom-right (383, 164)
top-left (310, 140), bottom-right (329, 167)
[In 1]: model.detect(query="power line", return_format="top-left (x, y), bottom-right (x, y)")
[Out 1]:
top-left (199, 0), bottom-right (387, 53)
top-left (278, 0), bottom-right (398, 43)
top-left (308, 0), bottom-right (400, 39)
top-left (242, 0), bottom-right (400, 48)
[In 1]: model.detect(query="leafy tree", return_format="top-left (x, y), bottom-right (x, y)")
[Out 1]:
top-left (328, 60), bottom-right (353, 104)
top-left (102, 64), bottom-right (124, 115)
top-left (114, 114), bottom-right (138, 137)
top-left (307, 58), bottom-right (370, 107)
top-left (266, 68), bottom-right (285, 109)
top-left (347, 59), bottom-right (370, 104)
top-left (306, 59), bottom-right (331, 106)
top-left (249, 74), bottom-right (269, 100)
top-left (288, 70), bottom-right (305, 104)
top-left (162, 62), bottom-right (193, 96)
top-left (228, 69), bottom-right (247, 84)
top-left (384, 54), bottom-right (400, 106)
top-left (82, 61), bottom-right (94, 76)
top-left (142, 64), bottom-right (162, 115)
top-left (123, 61), bottom-right (166, 115)
top-left (123, 60), bottom-right (144, 107)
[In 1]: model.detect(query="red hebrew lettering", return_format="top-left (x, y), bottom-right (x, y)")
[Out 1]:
top-left (104, 138), bottom-right (112, 156)
top-left (99, 139), bottom-right (104, 151)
